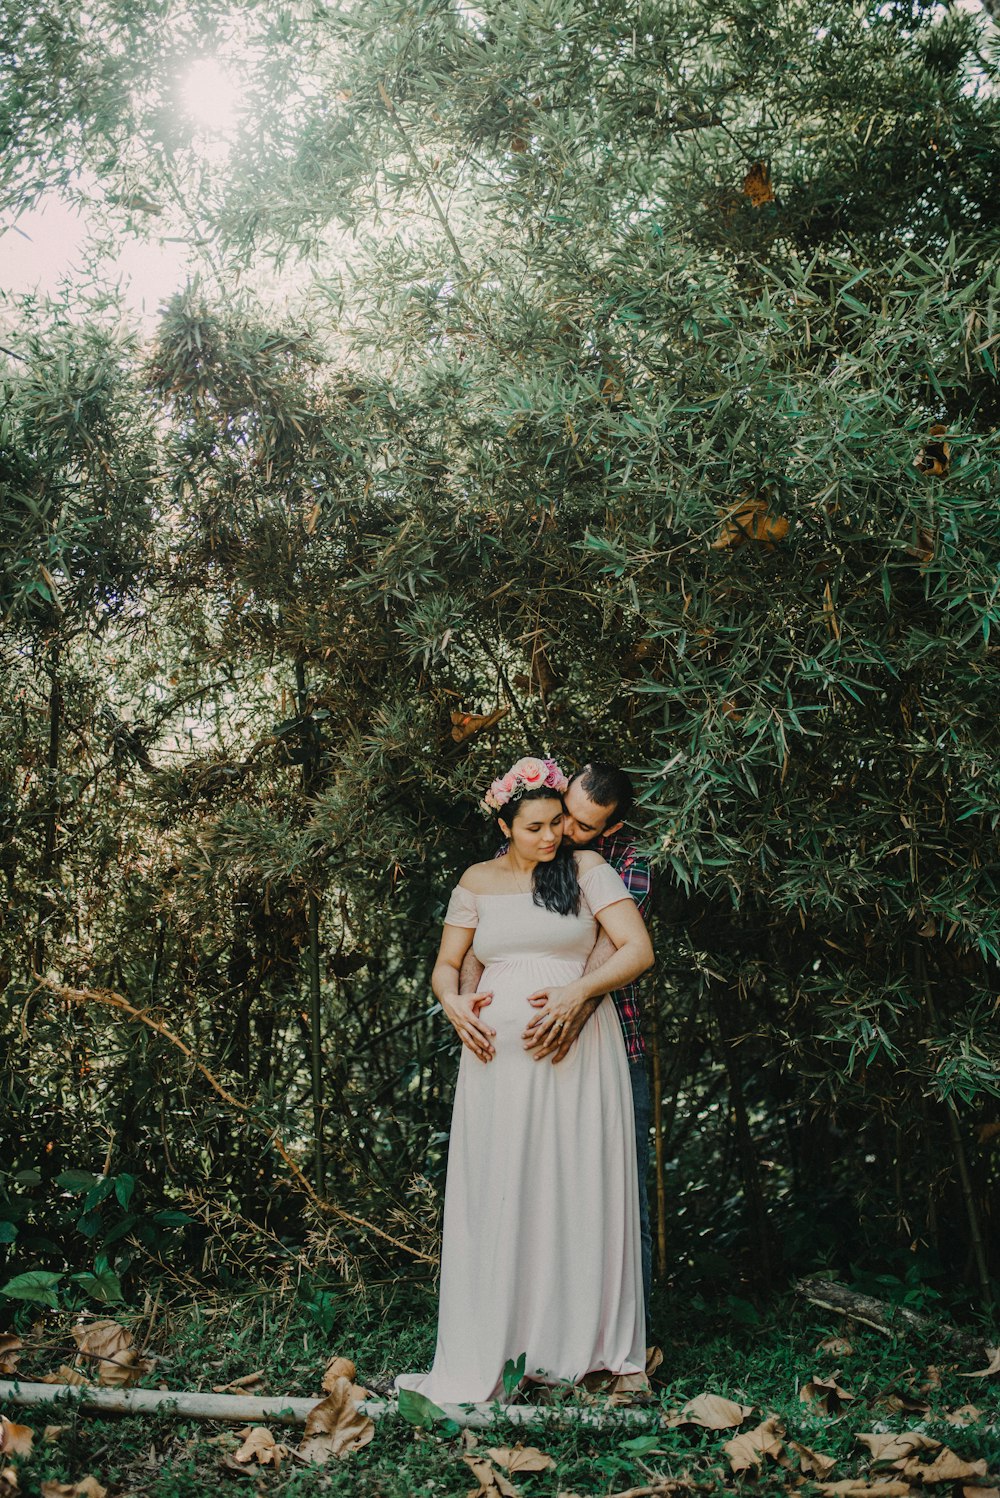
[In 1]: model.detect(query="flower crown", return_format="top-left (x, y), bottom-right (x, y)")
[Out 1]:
top-left (482, 756), bottom-right (569, 814)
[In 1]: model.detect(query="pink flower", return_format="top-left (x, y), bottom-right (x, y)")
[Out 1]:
top-left (544, 759), bottom-right (567, 790)
top-left (501, 770), bottom-right (519, 795)
top-left (512, 756), bottom-right (547, 788)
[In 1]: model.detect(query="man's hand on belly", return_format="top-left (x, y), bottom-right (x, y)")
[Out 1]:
top-left (522, 981), bottom-right (600, 1063)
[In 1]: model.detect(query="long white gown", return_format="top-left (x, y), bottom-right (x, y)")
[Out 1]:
top-left (396, 861), bottom-right (646, 1404)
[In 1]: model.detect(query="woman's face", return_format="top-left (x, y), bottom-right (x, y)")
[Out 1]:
top-left (501, 796), bottom-right (564, 862)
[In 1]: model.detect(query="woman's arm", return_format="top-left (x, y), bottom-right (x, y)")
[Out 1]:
top-left (523, 897), bottom-right (653, 1061)
top-left (434, 922), bottom-right (496, 1063)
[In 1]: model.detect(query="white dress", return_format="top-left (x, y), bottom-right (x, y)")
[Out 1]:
top-left (396, 861), bottom-right (646, 1404)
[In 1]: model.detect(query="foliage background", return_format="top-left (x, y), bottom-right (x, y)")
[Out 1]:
top-left (2, 0), bottom-right (1000, 1321)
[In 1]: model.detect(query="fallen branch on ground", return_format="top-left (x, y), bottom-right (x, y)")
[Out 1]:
top-left (0, 1380), bottom-right (663, 1429)
top-left (793, 1277), bottom-right (993, 1361)
top-left (33, 977), bottom-right (437, 1266)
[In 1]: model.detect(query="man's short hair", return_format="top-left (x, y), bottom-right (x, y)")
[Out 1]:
top-left (569, 762), bottom-right (635, 824)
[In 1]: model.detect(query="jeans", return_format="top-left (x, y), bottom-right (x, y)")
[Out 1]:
top-left (629, 1058), bottom-right (652, 1331)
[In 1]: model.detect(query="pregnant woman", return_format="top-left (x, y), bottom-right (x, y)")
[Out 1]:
top-left (396, 756), bottom-right (654, 1404)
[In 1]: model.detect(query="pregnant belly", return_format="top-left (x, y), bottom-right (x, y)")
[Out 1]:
top-left (479, 956), bottom-right (586, 1049)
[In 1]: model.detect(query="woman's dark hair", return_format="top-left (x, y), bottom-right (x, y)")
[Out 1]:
top-left (497, 788), bottom-right (581, 917)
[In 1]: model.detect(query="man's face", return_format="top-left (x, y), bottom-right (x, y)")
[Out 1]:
top-left (561, 778), bottom-right (622, 848)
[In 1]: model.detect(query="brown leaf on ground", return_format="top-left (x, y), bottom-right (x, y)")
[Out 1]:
top-left (790, 1440), bottom-right (837, 1479)
top-left (879, 1389), bottom-right (929, 1415)
top-left (39, 1481), bottom-right (107, 1498)
top-left (801, 1375), bottom-right (855, 1413)
top-left (669, 1392), bottom-right (753, 1429)
top-left (579, 1369), bottom-right (649, 1402)
top-left (959, 1346), bottom-right (1000, 1378)
top-left (211, 1370), bottom-right (264, 1393)
top-left (298, 1378), bottom-right (374, 1463)
top-left (817, 1337), bottom-right (854, 1357)
top-left (920, 1365), bottom-right (942, 1391)
top-left (944, 1404), bottom-right (984, 1425)
top-left (463, 1454), bottom-right (520, 1498)
top-left (723, 1415), bottom-right (785, 1473)
top-left (814, 1484), bottom-right (912, 1497)
top-left (0, 1466), bottom-right (17, 1495)
top-left (856, 1432), bottom-right (939, 1462)
top-left (40, 1365), bottom-right (90, 1387)
top-left (71, 1320), bottom-right (151, 1388)
top-left (228, 1426), bottom-right (288, 1470)
top-left (43, 1428), bottom-right (68, 1445)
top-left (0, 1420), bottom-right (33, 1458)
top-left (486, 1445), bottom-right (555, 1473)
top-left (961, 1487), bottom-right (999, 1498)
top-left (895, 1447), bottom-right (988, 1483)
top-left (0, 1337), bottom-right (22, 1376)
top-left (322, 1356), bottom-right (356, 1386)
top-left (645, 1346), bottom-right (664, 1377)
top-left (320, 1356), bottom-right (371, 1400)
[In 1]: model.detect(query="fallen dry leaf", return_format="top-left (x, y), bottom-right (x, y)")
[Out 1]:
top-left (486, 1445), bottom-right (555, 1473)
top-left (39, 1481), bottom-right (107, 1498)
top-left (818, 1336), bottom-right (854, 1357)
top-left (0, 1466), bottom-right (17, 1495)
top-left (298, 1378), bottom-right (374, 1463)
top-left (645, 1345), bottom-right (664, 1377)
top-left (464, 1454), bottom-right (520, 1498)
top-left (790, 1440), bottom-right (837, 1479)
top-left (40, 1365), bottom-right (91, 1388)
top-left (580, 1368), bottom-right (649, 1402)
top-left (0, 1337), bottom-right (22, 1376)
top-left (211, 1370), bottom-right (264, 1393)
top-left (801, 1374), bottom-right (854, 1413)
top-left (920, 1365), bottom-right (942, 1391)
top-left (857, 1432), bottom-right (939, 1462)
top-left (880, 1389), bottom-right (929, 1415)
top-left (723, 1415), bottom-right (785, 1473)
top-left (962, 1487), bottom-right (999, 1498)
top-left (228, 1425), bottom-right (288, 1470)
top-left (670, 1392), bottom-right (753, 1429)
top-left (895, 1447), bottom-right (988, 1483)
top-left (959, 1346), bottom-right (1000, 1378)
top-left (71, 1320), bottom-right (151, 1388)
top-left (0, 1420), bottom-right (33, 1459)
top-left (323, 1356), bottom-right (356, 1385)
top-left (944, 1404), bottom-right (984, 1425)
top-left (43, 1428), bottom-right (68, 1445)
top-left (814, 1484), bottom-right (912, 1497)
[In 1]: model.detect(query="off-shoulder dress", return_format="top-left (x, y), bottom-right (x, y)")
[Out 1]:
top-left (395, 859), bottom-right (646, 1404)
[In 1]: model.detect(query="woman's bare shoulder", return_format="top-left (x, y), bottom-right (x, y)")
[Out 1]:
top-left (458, 861), bottom-right (503, 892)
top-left (573, 849), bottom-right (606, 873)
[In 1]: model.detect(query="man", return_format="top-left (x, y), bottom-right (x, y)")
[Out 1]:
top-left (450, 761), bottom-right (654, 1324)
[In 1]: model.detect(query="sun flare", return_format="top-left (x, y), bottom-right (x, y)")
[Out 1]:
top-left (180, 57), bottom-right (240, 135)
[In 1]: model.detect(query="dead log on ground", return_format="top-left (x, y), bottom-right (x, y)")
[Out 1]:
top-left (794, 1277), bottom-right (996, 1362)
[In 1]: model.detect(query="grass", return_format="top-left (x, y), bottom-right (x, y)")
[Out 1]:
top-left (2, 1281), bottom-right (999, 1496)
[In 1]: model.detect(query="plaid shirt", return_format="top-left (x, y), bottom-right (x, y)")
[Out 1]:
top-left (594, 831), bottom-right (651, 1063)
top-left (495, 833), bottom-right (651, 1062)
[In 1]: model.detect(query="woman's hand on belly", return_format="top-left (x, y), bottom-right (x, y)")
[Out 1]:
top-left (522, 980), bottom-right (599, 1062)
top-left (441, 989), bottom-right (496, 1062)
